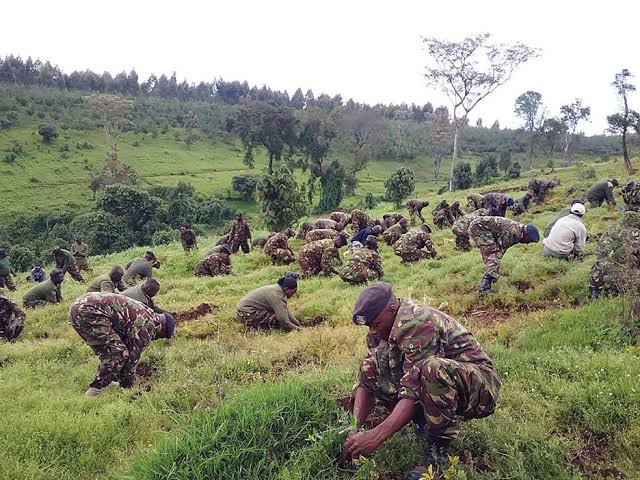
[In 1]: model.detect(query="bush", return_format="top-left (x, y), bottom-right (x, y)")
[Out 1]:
top-left (3, 152), bottom-right (16, 164)
top-left (499, 150), bottom-right (512, 172)
top-left (96, 184), bottom-right (161, 233)
top-left (8, 245), bottom-right (37, 272)
top-left (231, 174), bottom-right (259, 201)
top-left (384, 167), bottom-right (415, 207)
top-left (362, 191), bottom-right (379, 209)
top-left (317, 161), bottom-right (345, 212)
top-left (576, 161), bottom-right (596, 180)
top-left (257, 165), bottom-right (308, 231)
top-left (38, 123), bottom-right (58, 144)
top-left (196, 196), bottom-right (231, 226)
top-left (0, 117), bottom-right (12, 130)
top-left (506, 161), bottom-right (522, 180)
top-left (151, 230), bottom-right (174, 246)
top-left (343, 173), bottom-right (358, 196)
top-left (70, 211), bottom-right (136, 255)
top-left (476, 154), bottom-right (498, 184)
top-left (452, 162), bottom-right (473, 190)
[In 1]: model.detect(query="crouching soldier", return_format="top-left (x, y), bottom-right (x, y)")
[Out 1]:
top-left (53, 246), bottom-right (84, 282)
top-left (383, 217), bottom-right (409, 246)
top-left (0, 248), bottom-right (17, 291)
top-left (298, 234), bottom-right (348, 278)
top-left (338, 235), bottom-right (384, 285)
top-left (123, 251), bottom-right (160, 286)
top-left (393, 225), bottom-right (437, 262)
top-left (122, 278), bottom-right (165, 313)
top-left (86, 266), bottom-right (126, 294)
top-left (23, 268), bottom-right (64, 308)
top-left (69, 292), bottom-right (175, 396)
top-left (236, 274), bottom-right (302, 331)
top-left (0, 290), bottom-right (26, 341)
top-left (263, 229), bottom-right (296, 265)
top-left (452, 208), bottom-right (490, 251)
top-left (511, 192), bottom-right (533, 216)
top-left (194, 245), bottom-right (232, 277)
top-left (343, 282), bottom-right (501, 477)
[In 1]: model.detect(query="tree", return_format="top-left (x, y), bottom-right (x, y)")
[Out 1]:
top-left (297, 110), bottom-right (337, 200)
top-left (317, 161), bottom-right (346, 212)
top-left (88, 156), bottom-right (138, 196)
top-left (506, 161), bottom-right (521, 179)
top-left (340, 109), bottom-right (382, 175)
top-left (85, 94), bottom-right (134, 162)
top-left (498, 150), bottom-right (512, 172)
top-left (256, 165), bottom-right (307, 231)
top-left (514, 91), bottom-right (544, 168)
top-left (541, 118), bottom-right (565, 158)
top-left (38, 123), bottom-right (58, 144)
top-left (560, 99), bottom-right (590, 166)
top-left (231, 174), bottom-right (259, 200)
top-left (234, 101), bottom-right (298, 174)
top-left (429, 106), bottom-right (452, 179)
top-left (184, 110), bottom-right (199, 150)
top-left (452, 162), bottom-right (473, 190)
top-left (70, 211), bottom-right (135, 255)
top-left (476, 154), bottom-right (498, 184)
top-left (491, 120), bottom-right (500, 130)
top-left (423, 33), bottom-right (538, 191)
top-left (384, 167), bottom-right (415, 207)
top-left (607, 69), bottom-right (640, 174)
top-left (291, 88), bottom-right (305, 109)
top-left (95, 184), bottom-right (160, 234)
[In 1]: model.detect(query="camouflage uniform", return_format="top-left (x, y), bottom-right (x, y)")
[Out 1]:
top-left (229, 218), bottom-right (252, 254)
top-left (86, 273), bottom-right (126, 293)
top-left (0, 294), bottom-right (26, 341)
top-left (433, 206), bottom-right (455, 229)
top-left (357, 299), bottom-right (501, 441)
top-left (450, 203), bottom-right (464, 221)
top-left (383, 223), bottom-right (408, 246)
top-left (313, 218), bottom-right (338, 230)
top-left (0, 257), bottom-right (16, 292)
top-left (589, 213), bottom-right (640, 297)
top-left (305, 228), bottom-right (339, 243)
top-left (298, 239), bottom-right (341, 277)
top-left (263, 232), bottom-right (295, 265)
top-left (338, 246), bottom-right (384, 285)
top-left (467, 193), bottom-right (484, 211)
top-left (330, 211), bottom-right (352, 226)
top-left (23, 279), bottom-right (62, 308)
top-left (406, 200), bottom-right (429, 223)
top-left (194, 253), bottom-right (231, 277)
top-left (123, 258), bottom-right (155, 286)
top-left (511, 193), bottom-right (533, 216)
top-left (452, 208), bottom-right (490, 251)
top-left (69, 292), bottom-right (162, 389)
top-left (121, 285), bottom-right (164, 313)
top-left (622, 183), bottom-right (640, 212)
top-left (55, 248), bottom-right (83, 282)
top-left (528, 179), bottom-right (558, 204)
top-left (351, 209), bottom-right (375, 235)
top-left (469, 216), bottom-right (525, 280)
top-left (180, 229), bottom-right (197, 253)
top-left (383, 214), bottom-right (403, 229)
top-left (72, 241), bottom-right (92, 272)
top-left (481, 192), bottom-right (509, 217)
top-left (393, 230), bottom-right (437, 262)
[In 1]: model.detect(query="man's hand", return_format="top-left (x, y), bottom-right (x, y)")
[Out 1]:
top-left (343, 430), bottom-right (383, 460)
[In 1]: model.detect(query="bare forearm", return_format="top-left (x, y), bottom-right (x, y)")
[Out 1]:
top-left (369, 398), bottom-right (417, 444)
top-left (353, 386), bottom-right (375, 427)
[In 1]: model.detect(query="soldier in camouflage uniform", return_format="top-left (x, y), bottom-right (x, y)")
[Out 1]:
top-left (382, 213), bottom-right (403, 229)
top-left (622, 181), bottom-right (640, 212)
top-left (351, 208), bottom-right (375, 234)
top-left (229, 213), bottom-right (252, 254)
top-left (69, 292), bottom-right (175, 396)
top-left (123, 251), bottom-right (160, 286)
top-left (405, 199), bottom-right (429, 223)
top-left (53, 246), bottom-right (84, 282)
top-left (587, 179), bottom-right (619, 208)
top-left (0, 248), bottom-right (17, 292)
top-left (469, 216), bottom-right (539, 294)
top-left (298, 233), bottom-right (348, 278)
top-left (264, 229), bottom-right (296, 265)
top-left (589, 212), bottom-right (640, 301)
top-left (433, 203), bottom-right (455, 229)
top-left (393, 225), bottom-right (437, 262)
top-left (216, 234), bottom-right (231, 246)
top-left (180, 224), bottom-right (197, 254)
top-left (305, 228), bottom-right (339, 243)
top-left (452, 208), bottom-right (490, 251)
top-left (72, 238), bottom-right (92, 273)
top-left (343, 283), bottom-right (501, 477)
top-left (330, 211), bottom-right (352, 227)
top-left (338, 236), bottom-right (384, 285)
top-left (467, 193), bottom-right (484, 211)
top-left (23, 268), bottom-right (64, 308)
top-left (383, 218), bottom-right (409, 246)
top-left (511, 192), bottom-right (534, 216)
top-left (194, 245), bottom-right (232, 277)
top-left (252, 233), bottom-right (275, 249)
top-left (450, 201), bottom-right (464, 220)
top-left (85, 266), bottom-right (126, 293)
top-left (481, 192), bottom-right (514, 217)
top-left (528, 178), bottom-right (559, 204)
top-left (0, 290), bottom-right (26, 342)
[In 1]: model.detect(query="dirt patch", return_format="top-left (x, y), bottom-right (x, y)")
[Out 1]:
top-left (271, 351), bottom-right (321, 375)
top-left (514, 280), bottom-right (533, 292)
top-left (569, 435), bottom-right (624, 479)
top-left (135, 360), bottom-right (158, 390)
top-left (465, 307), bottom-right (512, 327)
top-left (304, 315), bottom-right (327, 327)
top-left (174, 303), bottom-right (217, 323)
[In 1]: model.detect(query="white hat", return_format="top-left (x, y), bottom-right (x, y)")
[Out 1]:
top-left (570, 203), bottom-right (586, 216)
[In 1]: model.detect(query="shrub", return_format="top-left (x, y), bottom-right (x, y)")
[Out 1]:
top-left (3, 152), bottom-right (16, 164)
top-left (452, 162), bottom-right (473, 190)
top-left (0, 117), bottom-right (11, 130)
top-left (384, 167), bottom-right (415, 207)
top-left (362, 191), bottom-right (379, 209)
top-left (231, 174), bottom-right (259, 201)
top-left (96, 184), bottom-right (161, 233)
top-left (70, 211), bottom-right (135, 255)
top-left (576, 161), bottom-right (596, 180)
top-left (257, 165), bottom-right (307, 231)
top-left (343, 172), bottom-right (358, 196)
top-left (38, 123), bottom-right (58, 144)
top-left (498, 150), bottom-right (512, 172)
top-left (151, 230), bottom-right (174, 246)
top-left (317, 161), bottom-right (345, 212)
top-left (506, 161), bottom-right (522, 180)
top-left (476, 154), bottom-right (498, 185)
top-left (8, 245), bottom-right (37, 272)
top-left (196, 196), bottom-right (231, 226)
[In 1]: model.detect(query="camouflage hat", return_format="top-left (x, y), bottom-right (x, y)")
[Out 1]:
top-left (352, 282), bottom-right (393, 326)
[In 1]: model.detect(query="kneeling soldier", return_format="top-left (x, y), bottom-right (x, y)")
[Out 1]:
top-left (236, 274), bottom-right (302, 331)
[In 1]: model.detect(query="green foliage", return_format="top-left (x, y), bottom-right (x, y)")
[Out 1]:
top-left (362, 192), bottom-right (379, 209)
top-left (317, 161), bottom-right (345, 212)
top-left (475, 154), bottom-right (498, 184)
top-left (231, 174), bottom-right (259, 201)
top-left (344, 173), bottom-right (358, 196)
top-left (505, 161), bottom-right (521, 180)
top-left (70, 211), bottom-right (135, 254)
top-left (3, 151), bottom-right (16, 164)
top-left (384, 167), bottom-right (415, 207)
top-left (38, 123), bottom-right (58, 144)
top-left (96, 184), bottom-right (160, 232)
top-left (256, 165), bottom-right (307, 231)
top-left (452, 162), bottom-right (473, 190)
top-left (8, 245), bottom-right (37, 272)
top-left (195, 196), bottom-right (231, 226)
top-left (151, 230), bottom-right (174, 246)
top-left (576, 161), bottom-right (597, 180)
top-left (498, 150), bottom-right (512, 172)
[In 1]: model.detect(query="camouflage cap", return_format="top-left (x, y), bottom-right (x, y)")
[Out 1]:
top-left (352, 282), bottom-right (393, 326)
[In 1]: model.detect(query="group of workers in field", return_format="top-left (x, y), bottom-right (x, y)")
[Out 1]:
top-left (1, 174), bottom-right (639, 477)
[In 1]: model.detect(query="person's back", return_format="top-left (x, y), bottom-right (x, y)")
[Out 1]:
top-left (122, 257), bottom-right (152, 284)
top-left (543, 213), bottom-right (586, 257)
top-left (120, 285), bottom-right (151, 307)
top-left (587, 180), bottom-right (617, 207)
top-left (23, 279), bottom-right (59, 306)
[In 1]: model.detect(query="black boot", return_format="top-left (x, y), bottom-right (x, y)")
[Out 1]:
top-left (479, 274), bottom-right (496, 295)
top-left (407, 438), bottom-right (452, 479)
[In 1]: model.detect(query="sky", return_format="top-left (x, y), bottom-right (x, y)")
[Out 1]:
top-left (2, 0), bottom-right (639, 135)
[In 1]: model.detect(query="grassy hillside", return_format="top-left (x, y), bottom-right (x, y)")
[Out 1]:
top-left (0, 155), bottom-right (639, 479)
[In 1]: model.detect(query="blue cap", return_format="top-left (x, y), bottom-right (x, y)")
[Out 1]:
top-left (0, 248), bottom-right (6, 257)
top-left (506, 198), bottom-right (514, 207)
top-left (163, 312), bottom-right (175, 339)
top-left (525, 224), bottom-right (540, 243)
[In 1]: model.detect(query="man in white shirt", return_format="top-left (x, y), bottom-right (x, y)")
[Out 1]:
top-left (542, 203), bottom-right (587, 260)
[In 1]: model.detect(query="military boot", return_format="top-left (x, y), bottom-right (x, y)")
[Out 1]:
top-left (407, 438), bottom-right (452, 480)
top-left (479, 275), bottom-right (496, 295)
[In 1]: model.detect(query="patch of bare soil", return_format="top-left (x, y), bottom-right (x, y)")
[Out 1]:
top-left (514, 279), bottom-right (533, 292)
top-left (135, 360), bottom-right (158, 390)
top-left (304, 315), bottom-right (328, 327)
top-left (569, 435), bottom-right (624, 479)
top-left (174, 303), bottom-right (217, 323)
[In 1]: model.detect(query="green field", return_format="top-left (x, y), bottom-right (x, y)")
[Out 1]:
top-left (1, 138), bottom-right (639, 479)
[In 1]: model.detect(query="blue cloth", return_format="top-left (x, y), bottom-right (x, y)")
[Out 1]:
top-left (30, 267), bottom-right (46, 282)
top-left (352, 227), bottom-right (373, 244)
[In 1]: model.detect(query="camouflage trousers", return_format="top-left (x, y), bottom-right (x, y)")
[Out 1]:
top-left (231, 239), bottom-right (250, 254)
top-left (624, 203), bottom-right (640, 213)
top-left (0, 315), bottom-right (25, 342)
top-left (589, 259), bottom-right (623, 296)
top-left (236, 309), bottom-right (277, 331)
top-left (69, 304), bottom-right (129, 389)
top-left (511, 203), bottom-right (527, 216)
top-left (0, 274), bottom-right (16, 291)
top-left (393, 246), bottom-right (436, 263)
top-left (408, 208), bottom-right (425, 223)
top-left (338, 265), bottom-right (380, 285)
top-left (65, 264), bottom-right (84, 282)
top-left (453, 233), bottom-right (471, 252)
top-left (266, 248), bottom-right (295, 265)
top-left (359, 354), bottom-right (501, 441)
top-left (469, 228), bottom-right (503, 280)
top-left (194, 258), bottom-right (230, 277)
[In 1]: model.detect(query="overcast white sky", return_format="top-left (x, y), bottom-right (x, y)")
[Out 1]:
top-left (2, 0), bottom-right (639, 134)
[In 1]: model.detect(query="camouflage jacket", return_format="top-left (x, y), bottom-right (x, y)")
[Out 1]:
top-left (299, 239), bottom-right (341, 274)
top-left (86, 273), bottom-right (126, 293)
top-left (432, 201), bottom-right (449, 216)
top-left (23, 279), bottom-right (62, 305)
top-left (393, 229), bottom-right (434, 252)
top-left (452, 208), bottom-right (490, 237)
top-left (358, 299), bottom-right (494, 401)
top-left (71, 292), bottom-right (161, 385)
top-left (198, 252), bottom-right (232, 276)
top-left (469, 216), bottom-right (525, 252)
top-left (330, 212), bottom-right (352, 225)
top-left (339, 247), bottom-right (383, 282)
top-left (180, 229), bottom-right (197, 246)
top-left (1, 296), bottom-right (25, 326)
top-left (229, 219), bottom-right (252, 241)
top-left (467, 193), bottom-right (484, 210)
top-left (123, 258), bottom-right (154, 284)
top-left (71, 242), bottom-right (89, 264)
top-left (54, 249), bottom-right (76, 272)
top-left (482, 193), bottom-right (509, 216)
top-left (383, 223), bottom-right (408, 245)
top-left (594, 216), bottom-right (640, 267)
top-left (313, 218), bottom-right (338, 230)
top-left (406, 199), bottom-right (428, 211)
top-left (305, 228), bottom-right (338, 243)
top-left (264, 232), bottom-right (291, 254)
top-left (351, 209), bottom-right (374, 230)
top-left (622, 183), bottom-right (640, 211)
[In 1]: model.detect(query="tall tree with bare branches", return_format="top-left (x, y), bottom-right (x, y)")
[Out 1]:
top-left (85, 94), bottom-right (134, 162)
top-left (607, 69), bottom-right (640, 174)
top-left (560, 99), bottom-right (590, 167)
top-left (423, 33), bottom-right (538, 191)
